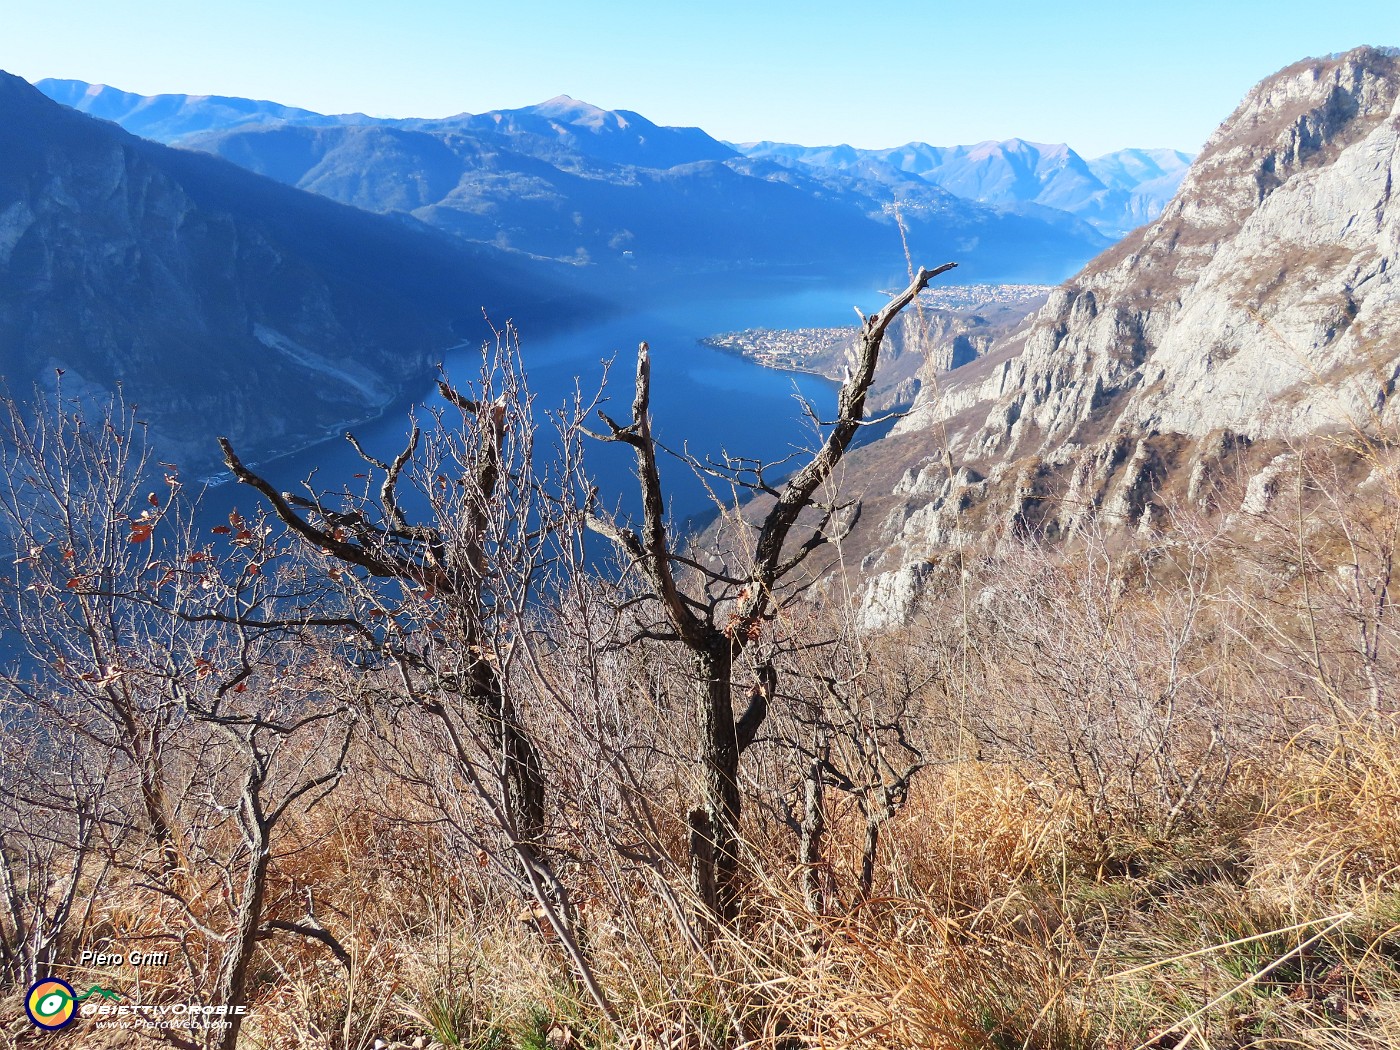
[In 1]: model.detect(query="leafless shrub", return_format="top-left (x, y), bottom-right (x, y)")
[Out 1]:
top-left (0, 388), bottom-right (358, 1049)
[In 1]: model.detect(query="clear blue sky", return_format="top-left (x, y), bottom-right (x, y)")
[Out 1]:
top-left (6, 1), bottom-right (1399, 156)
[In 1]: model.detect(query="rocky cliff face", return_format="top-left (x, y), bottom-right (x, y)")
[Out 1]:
top-left (0, 72), bottom-right (577, 472)
top-left (856, 47), bottom-right (1400, 626)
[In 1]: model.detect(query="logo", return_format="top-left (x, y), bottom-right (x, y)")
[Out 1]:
top-left (26, 979), bottom-right (77, 1030)
top-left (25, 979), bottom-right (123, 1030)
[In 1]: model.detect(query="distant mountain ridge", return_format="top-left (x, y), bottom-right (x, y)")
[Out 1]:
top-left (35, 77), bottom-right (378, 142)
top-left (37, 81), bottom-right (735, 169)
top-left (1, 71), bottom-right (588, 471)
top-left (414, 95), bottom-right (739, 169)
top-left (733, 138), bottom-right (1194, 238)
top-left (33, 79), bottom-right (1118, 289)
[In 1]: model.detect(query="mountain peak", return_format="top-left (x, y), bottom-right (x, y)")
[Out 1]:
top-left (536, 93), bottom-right (599, 113)
top-left (1198, 45), bottom-right (1400, 162)
top-left (527, 94), bottom-right (628, 130)
top-left (538, 93), bottom-right (595, 109)
top-left (444, 95), bottom-right (734, 168)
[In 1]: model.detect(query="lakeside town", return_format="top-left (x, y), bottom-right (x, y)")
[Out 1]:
top-left (700, 282), bottom-right (1055, 377)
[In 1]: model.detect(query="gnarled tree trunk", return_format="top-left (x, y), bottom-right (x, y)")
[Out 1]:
top-left (587, 262), bottom-right (956, 924)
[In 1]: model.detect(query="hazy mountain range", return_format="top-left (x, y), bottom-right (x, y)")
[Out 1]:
top-left (34, 79), bottom-right (1177, 290)
top-left (38, 80), bottom-right (1192, 246)
top-left (733, 139), bottom-right (1194, 238)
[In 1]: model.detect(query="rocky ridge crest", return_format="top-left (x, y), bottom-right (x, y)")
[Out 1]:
top-left (858, 47), bottom-right (1400, 626)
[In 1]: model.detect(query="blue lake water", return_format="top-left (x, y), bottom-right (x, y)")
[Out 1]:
top-left (202, 281), bottom-right (895, 532)
top-left (0, 282), bottom-right (905, 667)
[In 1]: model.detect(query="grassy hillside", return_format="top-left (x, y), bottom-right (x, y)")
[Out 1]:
top-left (3, 349), bottom-right (1400, 1050)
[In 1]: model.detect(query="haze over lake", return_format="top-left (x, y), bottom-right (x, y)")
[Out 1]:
top-left (200, 281), bottom-right (899, 531)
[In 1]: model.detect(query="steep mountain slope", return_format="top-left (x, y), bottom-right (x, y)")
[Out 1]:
top-left (0, 72), bottom-right (586, 471)
top-left (844, 46), bottom-right (1400, 624)
top-left (35, 80), bottom-right (1111, 288)
top-left (735, 138), bottom-right (1194, 237)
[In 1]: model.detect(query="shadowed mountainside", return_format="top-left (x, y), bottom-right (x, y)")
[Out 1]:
top-left (1, 72), bottom-right (592, 472)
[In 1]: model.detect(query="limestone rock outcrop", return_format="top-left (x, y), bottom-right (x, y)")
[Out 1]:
top-left (857, 47), bottom-right (1400, 626)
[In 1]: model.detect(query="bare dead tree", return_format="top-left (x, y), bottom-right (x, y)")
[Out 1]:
top-left (216, 331), bottom-right (615, 1021)
top-left (754, 602), bottom-right (938, 910)
top-left (164, 556), bottom-right (358, 1050)
top-left (0, 389), bottom-right (359, 1050)
top-left (812, 661), bottom-right (929, 901)
top-left (585, 264), bottom-right (956, 921)
top-left (0, 721), bottom-right (116, 986)
top-left (0, 387), bottom-right (196, 994)
top-left (0, 388), bottom-right (188, 878)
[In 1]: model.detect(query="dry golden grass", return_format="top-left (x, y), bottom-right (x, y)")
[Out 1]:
top-left (28, 708), bottom-right (1400, 1050)
top-left (194, 713), bottom-right (1400, 1049)
top-left (12, 437), bottom-right (1400, 1050)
